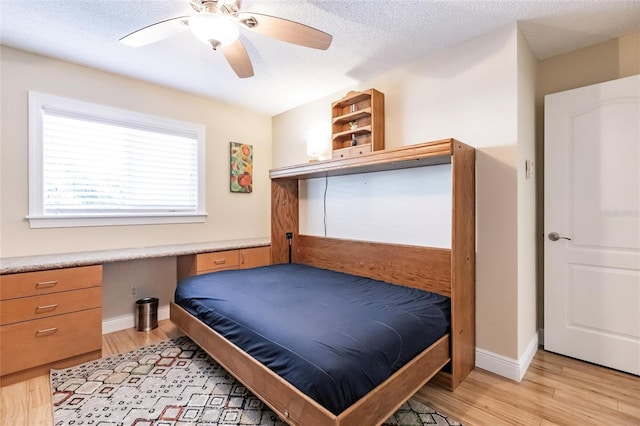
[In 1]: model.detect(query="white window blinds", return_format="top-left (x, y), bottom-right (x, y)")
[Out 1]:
top-left (28, 92), bottom-right (206, 228)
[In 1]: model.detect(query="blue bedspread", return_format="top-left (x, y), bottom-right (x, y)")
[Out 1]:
top-left (174, 263), bottom-right (450, 415)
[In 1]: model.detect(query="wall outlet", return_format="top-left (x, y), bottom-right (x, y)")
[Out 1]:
top-left (130, 286), bottom-right (137, 298)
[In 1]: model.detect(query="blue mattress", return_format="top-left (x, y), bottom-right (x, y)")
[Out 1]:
top-left (174, 263), bottom-right (450, 415)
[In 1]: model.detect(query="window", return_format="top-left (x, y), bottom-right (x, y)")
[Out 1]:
top-left (28, 92), bottom-right (206, 228)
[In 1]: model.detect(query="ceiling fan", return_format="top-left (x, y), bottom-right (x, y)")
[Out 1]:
top-left (120, 0), bottom-right (332, 78)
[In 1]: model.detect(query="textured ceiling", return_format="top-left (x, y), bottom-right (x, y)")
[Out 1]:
top-left (1, 0), bottom-right (639, 115)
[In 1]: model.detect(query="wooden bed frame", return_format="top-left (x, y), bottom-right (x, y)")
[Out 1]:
top-left (170, 138), bottom-right (475, 426)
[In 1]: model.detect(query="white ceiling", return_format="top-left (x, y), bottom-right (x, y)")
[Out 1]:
top-left (1, 0), bottom-right (639, 116)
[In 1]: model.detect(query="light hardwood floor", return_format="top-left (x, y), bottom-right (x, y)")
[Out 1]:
top-left (1, 320), bottom-right (638, 426)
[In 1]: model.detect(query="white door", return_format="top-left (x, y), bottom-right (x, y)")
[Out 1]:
top-left (544, 74), bottom-right (640, 375)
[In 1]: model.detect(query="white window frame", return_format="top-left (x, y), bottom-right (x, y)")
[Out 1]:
top-left (27, 92), bottom-right (207, 228)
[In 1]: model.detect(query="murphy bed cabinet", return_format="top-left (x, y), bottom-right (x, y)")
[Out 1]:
top-left (177, 246), bottom-right (271, 281)
top-left (331, 88), bottom-right (384, 159)
top-left (0, 265), bottom-right (103, 385)
top-left (269, 138), bottom-right (476, 391)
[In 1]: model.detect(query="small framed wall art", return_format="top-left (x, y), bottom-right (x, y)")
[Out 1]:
top-left (230, 141), bottom-right (253, 193)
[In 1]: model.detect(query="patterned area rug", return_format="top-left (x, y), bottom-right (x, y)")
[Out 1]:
top-left (51, 336), bottom-right (461, 426)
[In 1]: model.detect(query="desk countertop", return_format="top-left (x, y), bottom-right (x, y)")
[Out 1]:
top-left (0, 237), bottom-right (271, 274)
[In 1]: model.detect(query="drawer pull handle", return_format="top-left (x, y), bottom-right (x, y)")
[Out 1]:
top-left (36, 304), bottom-right (59, 313)
top-left (35, 280), bottom-right (58, 289)
top-left (36, 327), bottom-right (58, 337)
top-left (240, 252), bottom-right (245, 265)
top-left (213, 259), bottom-right (226, 265)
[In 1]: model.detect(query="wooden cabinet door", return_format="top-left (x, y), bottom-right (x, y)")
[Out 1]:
top-left (239, 247), bottom-right (271, 269)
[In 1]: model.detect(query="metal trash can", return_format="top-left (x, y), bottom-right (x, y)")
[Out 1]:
top-left (136, 297), bottom-right (158, 331)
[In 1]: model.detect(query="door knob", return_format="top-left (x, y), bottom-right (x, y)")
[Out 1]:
top-left (548, 232), bottom-right (571, 241)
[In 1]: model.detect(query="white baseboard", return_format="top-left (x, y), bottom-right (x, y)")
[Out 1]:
top-left (518, 332), bottom-right (539, 380)
top-left (475, 332), bottom-right (539, 382)
top-left (102, 305), bottom-right (170, 335)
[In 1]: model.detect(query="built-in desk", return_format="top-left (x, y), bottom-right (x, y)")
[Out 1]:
top-left (0, 237), bottom-right (271, 274)
top-left (0, 237), bottom-right (270, 385)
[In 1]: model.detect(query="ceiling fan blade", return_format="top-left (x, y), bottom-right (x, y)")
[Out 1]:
top-left (238, 12), bottom-right (332, 50)
top-left (222, 39), bottom-right (254, 78)
top-left (120, 16), bottom-right (189, 47)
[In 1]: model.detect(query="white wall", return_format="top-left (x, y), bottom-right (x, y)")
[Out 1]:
top-left (516, 29), bottom-right (539, 365)
top-left (0, 46), bottom-right (272, 325)
top-left (272, 25), bottom-right (518, 167)
top-left (0, 46), bottom-right (272, 258)
top-left (273, 24), bottom-right (527, 363)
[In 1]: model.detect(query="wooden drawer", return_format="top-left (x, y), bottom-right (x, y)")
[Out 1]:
top-left (332, 144), bottom-right (372, 159)
top-left (0, 308), bottom-right (102, 375)
top-left (196, 251), bottom-right (239, 273)
top-left (0, 287), bottom-right (102, 325)
top-left (0, 265), bottom-right (102, 300)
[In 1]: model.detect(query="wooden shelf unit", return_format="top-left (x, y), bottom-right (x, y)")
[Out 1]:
top-left (331, 89), bottom-right (384, 158)
top-left (270, 138), bottom-right (453, 180)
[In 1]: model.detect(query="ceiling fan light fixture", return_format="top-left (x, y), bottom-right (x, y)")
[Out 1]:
top-left (120, 0), bottom-right (331, 78)
top-left (188, 12), bottom-right (239, 47)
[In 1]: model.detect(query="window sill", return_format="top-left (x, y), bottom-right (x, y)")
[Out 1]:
top-left (26, 213), bottom-right (208, 229)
